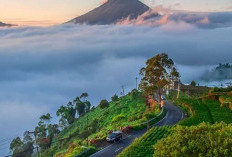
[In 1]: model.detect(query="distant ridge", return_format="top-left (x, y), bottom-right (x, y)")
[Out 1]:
top-left (67, 0), bottom-right (150, 25)
top-left (0, 21), bottom-right (14, 27)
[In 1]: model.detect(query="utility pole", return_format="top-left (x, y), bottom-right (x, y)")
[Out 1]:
top-left (86, 115), bottom-right (89, 147)
top-left (177, 82), bottom-right (181, 99)
top-left (136, 77), bottom-right (138, 90)
top-left (27, 131), bottom-right (40, 157)
top-left (122, 85), bottom-right (125, 96)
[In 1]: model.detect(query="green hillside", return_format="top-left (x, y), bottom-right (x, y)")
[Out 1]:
top-left (41, 90), bottom-right (162, 157)
top-left (117, 126), bottom-right (171, 157)
top-left (118, 87), bottom-right (232, 157)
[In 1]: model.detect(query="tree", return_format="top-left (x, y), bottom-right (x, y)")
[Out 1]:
top-left (10, 135), bottom-right (34, 157)
top-left (111, 94), bottom-right (119, 101)
top-left (74, 97), bottom-right (86, 116)
top-left (84, 100), bottom-right (91, 113)
top-left (139, 53), bottom-right (179, 106)
top-left (80, 92), bottom-right (88, 99)
top-left (99, 99), bottom-right (109, 109)
top-left (10, 137), bottom-right (24, 154)
top-left (57, 102), bottom-right (76, 124)
top-left (190, 80), bottom-right (196, 86)
top-left (40, 113), bottom-right (52, 123)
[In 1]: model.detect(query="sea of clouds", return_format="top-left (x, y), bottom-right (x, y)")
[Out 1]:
top-left (0, 10), bottom-right (232, 155)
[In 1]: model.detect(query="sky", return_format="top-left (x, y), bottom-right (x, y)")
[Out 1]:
top-left (0, 0), bottom-right (232, 156)
top-left (0, 0), bottom-right (232, 26)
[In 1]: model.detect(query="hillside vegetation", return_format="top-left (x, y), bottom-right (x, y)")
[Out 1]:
top-left (117, 126), bottom-right (171, 157)
top-left (118, 86), bottom-right (232, 157)
top-left (41, 90), bottom-right (162, 157)
top-left (154, 122), bottom-right (232, 157)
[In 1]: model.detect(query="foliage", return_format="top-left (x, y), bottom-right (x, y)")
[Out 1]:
top-left (74, 97), bottom-right (87, 116)
top-left (139, 53), bottom-right (179, 104)
top-left (98, 99), bottom-right (110, 109)
top-left (190, 80), bottom-right (196, 86)
top-left (41, 92), bottom-right (150, 157)
top-left (56, 102), bottom-right (76, 125)
top-left (10, 134), bottom-right (34, 157)
top-left (166, 90), bottom-right (232, 126)
top-left (209, 87), bottom-right (232, 93)
top-left (154, 122), bottom-right (232, 157)
top-left (117, 126), bottom-right (170, 157)
top-left (54, 142), bottom-right (85, 157)
top-left (111, 94), bottom-right (119, 101)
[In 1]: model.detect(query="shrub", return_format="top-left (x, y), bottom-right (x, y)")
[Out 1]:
top-left (154, 122), bottom-right (232, 157)
top-left (111, 94), bottom-right (119, 101)
top-left (190, 80), bottom-right (196, 86)
top-left (111, 114), bottom-right (126, 124)
top-left (98, 99), bottom-right (109, 109)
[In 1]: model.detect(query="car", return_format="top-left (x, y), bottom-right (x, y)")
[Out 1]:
top-left (106, 131), bottom-right (122, 143)
top-left (161, 95), bottom-right (166, 100)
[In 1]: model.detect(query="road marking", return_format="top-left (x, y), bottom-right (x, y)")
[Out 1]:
top-left (115, 147), bottom-right (124, 153)
top-left (181, 111), bottom-right (184, 119)
top-left (90, 135), bottom-right (132, 157)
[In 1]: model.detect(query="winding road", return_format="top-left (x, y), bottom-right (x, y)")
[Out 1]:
top-left (90, 101), bottom-right (183, 157)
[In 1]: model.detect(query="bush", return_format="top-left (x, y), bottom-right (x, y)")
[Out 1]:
top-left (154, 122), bottom-right (232, 157)
top-left (98, 99), bottom-right (109, 109)
top-left (190, 80), bottom-right (196, 86)
top-left (111, 94), bottom-right (119, 101)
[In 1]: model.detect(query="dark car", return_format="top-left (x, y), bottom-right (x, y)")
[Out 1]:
top-left (106, 131), bottom-right (122, 143)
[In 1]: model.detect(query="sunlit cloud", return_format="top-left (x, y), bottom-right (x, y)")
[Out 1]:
top-left (100, 0), bottom-right (108, 5)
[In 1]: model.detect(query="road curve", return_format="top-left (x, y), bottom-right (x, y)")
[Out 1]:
top-left (90, 101), bottom-right (183, 157)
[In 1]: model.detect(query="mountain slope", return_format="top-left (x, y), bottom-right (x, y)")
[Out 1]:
top-left (0, 21), bottom-right (13, 27)
top-left (68, 0), bottom-right (150, 25)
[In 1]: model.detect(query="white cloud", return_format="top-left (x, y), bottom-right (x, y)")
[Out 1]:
top-left (0, 20), bottom-right (232, 155)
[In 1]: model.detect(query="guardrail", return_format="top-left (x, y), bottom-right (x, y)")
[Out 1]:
top-left (141, 107), bottom-right (164, 125)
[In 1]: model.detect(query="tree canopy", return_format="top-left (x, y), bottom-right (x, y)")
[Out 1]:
top-left (139, 53), bottom-right (179, 103)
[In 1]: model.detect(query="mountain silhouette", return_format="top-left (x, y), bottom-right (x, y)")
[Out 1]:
top-left (68, 0), bottom-right (150, 25)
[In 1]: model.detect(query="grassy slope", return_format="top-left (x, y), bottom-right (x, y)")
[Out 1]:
top-left (169, 91), bottom-right (232, 126)
top-left (42, 92), bottom-right (163, 157)
top-left (117, 127), bottom-right (171, 157)
top-left (118, 88), bottom-right (232, 157)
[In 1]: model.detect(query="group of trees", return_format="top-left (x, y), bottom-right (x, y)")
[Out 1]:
top-left (56, 93), bottom-right (91, 128)
top-left (10, 132), bottom-right (34, 157)
top-left (9, 92), bottom-right (112, 156)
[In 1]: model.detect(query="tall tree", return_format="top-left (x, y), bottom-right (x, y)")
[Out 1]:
top-left (139, 53), bottom-right (179, 106)
top-left (56, 102), bottom-right (76, 124)
top-left (10, 137), bottom-right (24, 154)
top-left (74, 97), bottom-right (86, 116)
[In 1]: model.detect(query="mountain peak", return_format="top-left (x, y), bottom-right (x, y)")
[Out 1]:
top-left (67, 0), bottom-right (150, 25)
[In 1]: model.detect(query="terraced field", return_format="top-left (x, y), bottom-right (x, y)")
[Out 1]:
top-left (117, 127), bottom-right (171, 157)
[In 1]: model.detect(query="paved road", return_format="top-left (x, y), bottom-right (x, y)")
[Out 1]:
top-left (90, 101), bottom-right (183, 157)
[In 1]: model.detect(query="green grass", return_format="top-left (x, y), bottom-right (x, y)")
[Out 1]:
top-left (41, 91), bottom-right (163, 157)
top-left (166, 90), bottom-right (232, 126)
top-left (118, 89), bottom-right (232, 157)
top-left (117, 126), bottom-right (171, 157)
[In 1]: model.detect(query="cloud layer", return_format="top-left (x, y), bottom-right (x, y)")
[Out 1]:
top-left (118, 7), bottom-right (232, 29)
top-left (0, 17), bottom-right (232, 155)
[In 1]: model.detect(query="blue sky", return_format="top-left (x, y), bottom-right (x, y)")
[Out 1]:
top-left (1, 0), bottom-right (232, 26)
